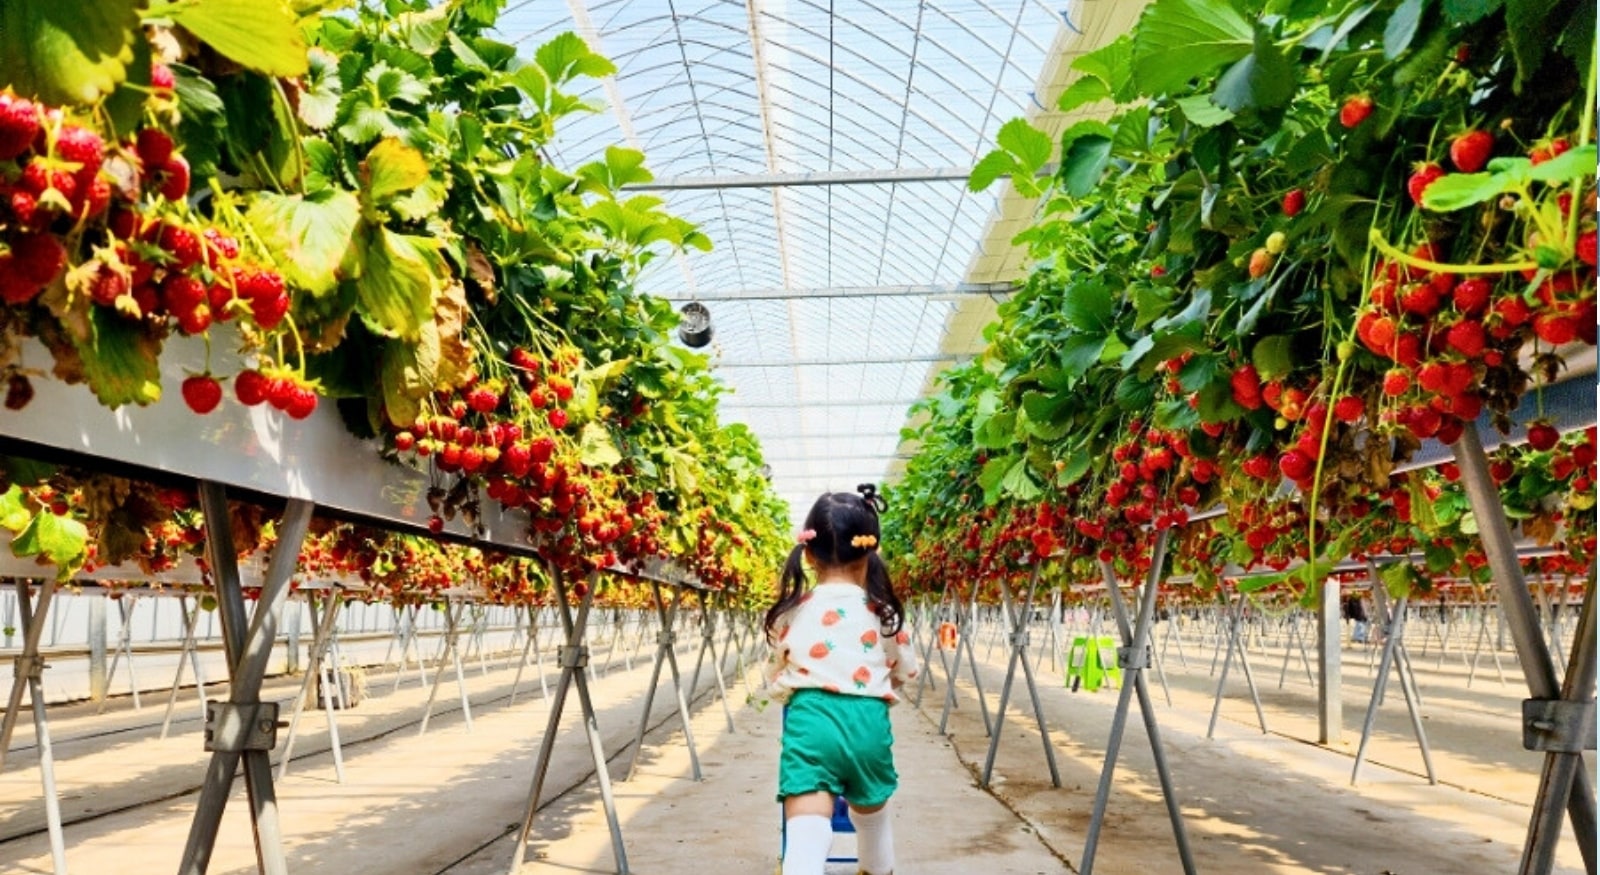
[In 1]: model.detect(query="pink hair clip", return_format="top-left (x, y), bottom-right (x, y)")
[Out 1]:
top-left (797, 529), bottom-right (817, 545)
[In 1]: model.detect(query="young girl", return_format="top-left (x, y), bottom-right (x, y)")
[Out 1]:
top-left (765, 485), bottom-right (918, 875)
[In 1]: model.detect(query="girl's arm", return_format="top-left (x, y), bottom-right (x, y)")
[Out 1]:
top-left (763, 612), bottom-right (794, 687)
top-left (883, 625), bottom-right (920, 689)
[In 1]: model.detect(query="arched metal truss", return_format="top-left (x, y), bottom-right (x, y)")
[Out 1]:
top-left (494, 0), bottom-right (1122, 523)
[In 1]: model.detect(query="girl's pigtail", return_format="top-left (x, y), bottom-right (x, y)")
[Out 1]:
top-left (765, 544), bottom-right (810, 637)
top-left (865, 552), bottom-right (904, 636)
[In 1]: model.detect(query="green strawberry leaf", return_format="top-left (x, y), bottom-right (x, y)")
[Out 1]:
top-left (1130, 0), bottom-right (1254, 97)
top-left (352, 224), bottom-right (442, 341)
top-left (247, 188), bottom-right (361, 297)
top-left (0, 485), bottom-right (33, 533)
top-left (361, 137), bottom-right (431, 209)
top-left (74, 307), bottom-right (163, 408)
top-left (165, 0), bottom-right (308, 77)
top-left (10, 506), bottom-right (88, 580)
top-left (0, 0), bottom-right (139, 106)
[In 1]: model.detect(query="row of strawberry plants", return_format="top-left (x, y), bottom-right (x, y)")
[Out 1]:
top-left (0, 0), bottom-right (789, 596)
top-left (884, 0), bottom-right (1594, 603)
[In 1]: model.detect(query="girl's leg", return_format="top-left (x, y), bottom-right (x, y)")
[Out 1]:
top-left (783, 792), bottom-right (835, 875)
top-left (847, 800), bottom-right (895, 875)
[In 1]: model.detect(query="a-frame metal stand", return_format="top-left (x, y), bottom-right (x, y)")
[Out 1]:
top-left (277, 585), bottom-right (350, 783)
top-left (159, 594), bottom-right (211, 740)
top-left (506, 568), bottom-right (628, 875)
top-left (508, 604), bottom-right (551, 705)
top-left (1083, 530), bottom-right (1196, 875)
top-left (1454, 428), bottom-right (1596, 875)
top-left (686, 588), bottom-right (736, 733)
top-left (418, 599), bottom-right (474, 736)
top-left (624, 580), bottom-right (702, 783)
top-left (1350, 593), bottom-right (1435, 785)
top-left (0, 578), bottom-right (68, 875)
top-left (1206, 587), bottom-right (1268, 739)
top-left (96, 594), bottom-right (143, 713)
top-left (938, 577), bottom-right (994, 736)
top-left (978, 566), bottom-right (1060, 788)
top-left (178, 483), bottom-right (314, 875)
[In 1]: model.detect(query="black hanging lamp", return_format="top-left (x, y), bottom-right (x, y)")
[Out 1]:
top-left (678, 301), bottom-right (713, 348)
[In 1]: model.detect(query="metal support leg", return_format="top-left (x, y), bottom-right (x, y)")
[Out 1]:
top-left (1352, 596), bottom-right (1436, 785)
top-left (687, 591), bottom-right (735, 732)
top-left (178, 485), bottom-right (313, 875)
top-left (939, 579), bottom-right (993, 736)
top-left (161, 595), bottom-right (207, 740)
top-left (1207, 589), bottom-right (1269, 739)
top-left (1455, 429), bottom-right (1597, 875)
top-left (979, 569), bottom-right (1061, 788)
top-left (3, 580), bottom-right (68, 874)
top-left (96, 596), bottom-right (142, 714)
top-left (419, 601), bottom-right (472, 735)
top-left (278, 589), bottom-right (345, 782)
top-left (507, 570), bottom-right (628, 875)
top-left (624, 582), bottom-right (701, 782)
top-left (1083, 532), bottom-right (1196, 875)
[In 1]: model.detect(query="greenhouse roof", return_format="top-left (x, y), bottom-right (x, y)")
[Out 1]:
top-left (495, 0), bottom-right (1148, 523)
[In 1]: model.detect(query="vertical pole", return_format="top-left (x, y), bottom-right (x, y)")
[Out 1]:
top-left (88, 596), bottom-right (107, 703)
top-left (1318, 579), bottom-right (1343, 745)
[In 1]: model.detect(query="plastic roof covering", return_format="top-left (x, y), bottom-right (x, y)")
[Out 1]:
top-left (494, 0), bottom-right (1085, 525)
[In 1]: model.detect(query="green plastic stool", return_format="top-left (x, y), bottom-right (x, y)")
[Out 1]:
top-left (1065, 635), bottom-right (1122, 691)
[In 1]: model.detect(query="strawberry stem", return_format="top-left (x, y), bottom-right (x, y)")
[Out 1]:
top-left (1367, 228), bottom-right (1539, 273)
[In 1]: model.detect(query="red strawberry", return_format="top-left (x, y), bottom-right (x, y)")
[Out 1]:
top-left (11, 231), bottom-right (66, 285)
top-left (1452, 278), bottom-right (1491, 315)
top-left (150, 63), bottom-right (176, 95)
top-left (1529, 137), bottom-right (1570, 165)
top-left (1532, 311), bottom-right (1578, 345)
top-left (1527, 422), bottom-right (1560, 452)
top-left (157, 224), bottom-right (202, 270)
top-left (1282, 188), bottom-right (1305, 217)
top-left (251, 293), bottom-right (290, 330)
top-left (1366, 314), bottom-right (1397, 352)
top-left (1489, 459), bottom-right (1514, 483)
top-left (1445, 319), bottom-right (1486, 358)
top-left (286, 386), bottom-right (317, 420)
top-left (427, 514), bottom-right (444, 534)
top-left (530, 435), bottom-right (556, 463)
top-left (1339, 95), bottom-right (1374, 128)
top-left (1279, 450), bottom-right (1314, 481)
top-left (1492, 294), bottom-right (1531, 328)
top-left (161, 274), bottom-right (207, 313)
top-left (88, 264), bottom-right (128, 306)
top-left (0, 94), bottom-right (40, 160)
top-left (1398, 282), bottom-right (1441, 316)
top-left (159, 155), bottom-right (190, 201)
top-left (1578, 231), bottom-right (1596, 268)
top-left (235, 369), bottom-right (269, 406)
top-left (0, 258), bottom-right (43, 304)
top-left (1407, 163), bottom-right (1445, 205)
top-left (548, 408), bottom-right (569, 429)
top-left (175, 303), bottom-right (212, 335)
top-left (1230, 364), bottom-right (1263, 410)
top-left (54, 124), bottom-right (103, 176)
top-left (181, 375), bottom-right (223, 414)
top-left (135, 129), bottom-right (174, 170)
top-left (394, 431), bottom-right (416, 452)
top-left (267, 376), bottom-right (298, 410)
top-left (1449, 130), bottom-right (1494, 173)
top-left (467, 386), bottom-right (500, 413)
top-left (1333, 395), bottom-right (1364, 424)
top-left (1382, 369), bottom-right (1411, 396)
top-left (1241, 455), bottom-right (1274, 479)
top-left (1418, 361), bottom-right (1449, 392)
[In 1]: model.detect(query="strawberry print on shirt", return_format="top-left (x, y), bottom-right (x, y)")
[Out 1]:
top-left (765, 582), bottom-right (920, 704)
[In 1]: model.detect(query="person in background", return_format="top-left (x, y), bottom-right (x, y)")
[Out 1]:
top-left (765, 485), bottom-right (918, 875)
top-left (1345, 593), bottom-right (1369, 644)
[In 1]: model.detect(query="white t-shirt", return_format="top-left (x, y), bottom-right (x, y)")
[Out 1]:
top-left (765, 581), bottom-right (920, 704)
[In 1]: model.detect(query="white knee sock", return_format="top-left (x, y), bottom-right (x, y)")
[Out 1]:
top-left (850, 805), bottom-right (895, 875)
top-left (782, 814), bottom-right (833, 875)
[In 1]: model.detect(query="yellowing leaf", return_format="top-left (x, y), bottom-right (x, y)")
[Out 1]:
top-left (166, 0), bottom-right (308, 77)
top-left (11, 507), bottom-right (88, 580)
top-left (361, 138), bottom-right (431, 208)
top-left (353, 224), bottom-right (441, 341)
top-left (578, 423), bottom-right (622, 467)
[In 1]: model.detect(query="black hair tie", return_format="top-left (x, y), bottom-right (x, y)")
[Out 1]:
top-left (857, 483), bottom-right (887, 513)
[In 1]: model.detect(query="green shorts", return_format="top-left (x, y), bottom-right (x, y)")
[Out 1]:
top-left (777, 689), bottom-right (898, 808)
